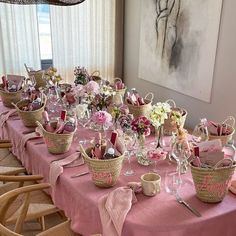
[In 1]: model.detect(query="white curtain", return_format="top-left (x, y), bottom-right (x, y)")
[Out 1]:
top-left (0, 4), bottom-right (41, 76)
top-left (50, 0), bottom-right (116, 83)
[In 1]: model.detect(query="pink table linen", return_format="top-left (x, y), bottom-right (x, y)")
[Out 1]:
top-left (1, 103), bottom-right (236, 236)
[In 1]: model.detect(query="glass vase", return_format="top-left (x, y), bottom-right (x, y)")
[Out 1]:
top-left (155, 125), bottom-right (164, 148)
top-left (136, 134), bottom-right (150, 166)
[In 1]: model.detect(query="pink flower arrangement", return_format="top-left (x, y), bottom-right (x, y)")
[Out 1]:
top-left (92, 111), bottom-right (112, 127)
top-left (85, 81), bottom-right (100, 95)
top-left (131, 116), bottom-right (151, 137)
top-left (147, 149), bottom-right (167, 161)
top-left (74, 84), bottom-right (85, 97)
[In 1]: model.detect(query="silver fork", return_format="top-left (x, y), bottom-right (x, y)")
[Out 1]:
top-left (175, 193), bottom-right (201, 217)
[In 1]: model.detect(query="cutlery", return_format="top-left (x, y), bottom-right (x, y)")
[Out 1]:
top-left (22, 130), bottom-right (35, 134)
top-left (175, 193), bottom-right (201, 217)
top-left (10, 116), bottom-right (20, 120)
top-left (70, 171), bottom-right (89, 178)
top-left (34, 141), bottom-right (45, 145)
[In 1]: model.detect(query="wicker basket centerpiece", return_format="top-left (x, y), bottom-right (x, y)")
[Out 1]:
top-left (208, 116), bottom-right (235, 146)
top-left (190, 159), bottom-right (236, 203)
top-left (90, 71), bottom-right (102, 85)
top-left (12, 94), bottom-right (47, 127)
top-left (113, 78), bottom-right (127, 98)
top-left (0, 84), bottom-right (23, 108)
top-left (126, 92), bottom-right (154, 118)
top-left (163, 99), bottom-right (187, 136)
top-left (28, 70), bottom-right (47, 90)
top-left (80, 144), bottom-right (124, 188)
top-left (36, 121), bottom-right (75, 154)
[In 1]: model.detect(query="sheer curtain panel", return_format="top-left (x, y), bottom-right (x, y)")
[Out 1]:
top-left (0, 4), bottom-right (41, 76)
top-left (50, 0), bottom-right (122, 83)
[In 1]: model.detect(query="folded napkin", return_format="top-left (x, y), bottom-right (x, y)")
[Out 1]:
top-left (18, 132), bottom-right (42, 149)
top-left (98, 182), bottom-right (142, 236)
top-left (49, 152), bottom-right (84, 186)
top-left (0, 109), bottom-right (17, 127)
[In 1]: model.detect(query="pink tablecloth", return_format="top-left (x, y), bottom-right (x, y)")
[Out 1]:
top-left (1, 103), bottom-right (236, 236)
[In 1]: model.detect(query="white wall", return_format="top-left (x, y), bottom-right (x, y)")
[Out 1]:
top-left (123, 0), bottom-right (236, 131)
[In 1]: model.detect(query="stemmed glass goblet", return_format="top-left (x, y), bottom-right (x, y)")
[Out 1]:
top-left (148, 148), bottom-right (167, 173)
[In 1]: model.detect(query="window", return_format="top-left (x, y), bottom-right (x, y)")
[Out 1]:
top-left (37, 5), bottom-right (53, 69)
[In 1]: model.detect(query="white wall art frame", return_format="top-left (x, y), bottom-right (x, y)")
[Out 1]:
top-left (138, 0), bottom-right (223, 102)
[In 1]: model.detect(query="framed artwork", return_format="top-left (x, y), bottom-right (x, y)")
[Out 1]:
top-left (138, 0), bottom-right (223, 102)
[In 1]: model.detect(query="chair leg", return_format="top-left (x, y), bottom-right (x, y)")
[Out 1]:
top-left (58, 210), bottom-right (68, 221)
top-left (39, 216), bottom-right (45, 231)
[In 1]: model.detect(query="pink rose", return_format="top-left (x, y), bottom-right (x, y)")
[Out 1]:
top-left (74, 84), bottom-right (85, 97)
top-left (92, 111), bottom-right (112, 127)
top-left (85, 81), bottom-right (100, 95)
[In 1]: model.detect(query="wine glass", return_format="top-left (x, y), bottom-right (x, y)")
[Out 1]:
top-left (171, 139), bottom-right (191, 184)
top-left (165, 171), bottom-right (181, 195)
top-left (75, 104), bottom-right (91, 144)
top-left (122, 129), bottom-right (136, 176)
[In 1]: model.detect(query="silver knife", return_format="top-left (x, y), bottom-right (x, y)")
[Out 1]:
top-left (70, 171), bottom-right (89, 178)
top-left (176, 194), bottom-right (201, 217)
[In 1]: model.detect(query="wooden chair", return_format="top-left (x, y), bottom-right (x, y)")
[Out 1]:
top-left (0, 175), bottom-right (62, 234)
top-left (0, 184), bottom-right (76, 236)
top-left (0, 140), bottom-right (22, 168)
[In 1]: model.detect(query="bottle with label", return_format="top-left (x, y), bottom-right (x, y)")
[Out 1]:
top-left (103, 147), bottom-right (116, 159)
top-left (222, 139), bottom-right (236, 160)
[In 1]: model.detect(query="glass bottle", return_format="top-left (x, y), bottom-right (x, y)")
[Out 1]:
top-left (192, 118), bottom-right (209, 143)
top-left (223, 139), bottom-right (236, 160)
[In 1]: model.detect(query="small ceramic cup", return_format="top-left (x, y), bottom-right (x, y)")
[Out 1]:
top-left (141, 173), bottom-right (161, 197)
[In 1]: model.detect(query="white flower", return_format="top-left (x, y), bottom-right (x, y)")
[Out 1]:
top-left (76, 104), bottom-right (88, 119)
top-left (100, 85), bottom-right (115, 96)
top-left (149, 102), bottom-right (171, 128)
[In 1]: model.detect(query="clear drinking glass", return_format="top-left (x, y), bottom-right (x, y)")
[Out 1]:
top-left (165, 171), bottom-right (181, 195)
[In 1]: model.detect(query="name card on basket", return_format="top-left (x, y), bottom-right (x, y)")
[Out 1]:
top-left (197, 139), bottom-right (224, 166)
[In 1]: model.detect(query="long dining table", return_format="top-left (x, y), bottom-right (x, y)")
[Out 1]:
top-left (1, 102), bottom-right (236, 236)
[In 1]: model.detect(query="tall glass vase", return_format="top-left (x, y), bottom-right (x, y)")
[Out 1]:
top-left (136, 134), bottom-right (150, 166)
top-left (156, 125), bottom-right (164, 148)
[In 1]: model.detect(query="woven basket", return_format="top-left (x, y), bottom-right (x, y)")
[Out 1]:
top-left (163, 99), bottom-right (187, 136)
top-left (126, 92), bottom-right (154, 118)
top-left (0, 85), bottom-right (22, 108)
top-left (28, 70), bottom-right (47, 89)
top-left (190, 159), bottom-right (236, 203)
top-left (113, 78), bottom-right (127, 97)
top-left (12, 94), bottom-right (46, 127)
top-left (36, 121), bottom-right (74, 154)
top-left (90, 71), bottom-right (102, 85)
top-left (208, 116), bottom-right (235, 146)
top-left (80, 144), bottom-right (124, 188)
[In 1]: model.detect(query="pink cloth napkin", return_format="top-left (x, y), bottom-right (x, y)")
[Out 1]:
top-left (98, 182), bottom-right (142, 236)
top-left (17, 132), bottom-right (42, 150)
top-left (0, 109), bottom-right (17, 127)
top-left (49, 152), bottom-right (84, 186)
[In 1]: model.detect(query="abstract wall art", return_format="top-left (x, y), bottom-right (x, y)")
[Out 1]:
top-left (138, 0), bottom-right (223, 102)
